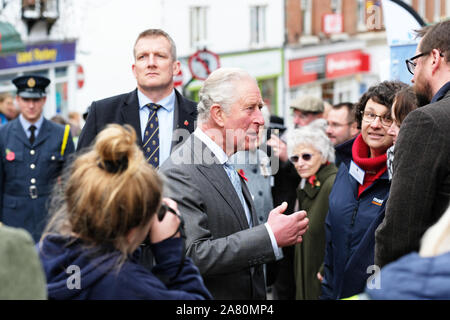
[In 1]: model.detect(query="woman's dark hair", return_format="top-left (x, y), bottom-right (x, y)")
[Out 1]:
top-left (393, 86), bottom-right (419, 125)
top-left (355, 81), bottom-right (408, 128)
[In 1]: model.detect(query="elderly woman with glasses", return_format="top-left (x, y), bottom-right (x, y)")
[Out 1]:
top-left (287, 119), bottom-right (337, 300)
top-left (320, 81), bottom-right (408, 300)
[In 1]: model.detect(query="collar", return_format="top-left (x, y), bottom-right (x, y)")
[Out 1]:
top-left (193, 127), bottom-right (228, 165)
top-left (352, 134), bottom-right (387, 173)
top-left (19, 114), bottom-right (44, 132)
top-left (137, 89), bottom-right (175, 112)
top-left (431, 81), bottom-right (450, 103)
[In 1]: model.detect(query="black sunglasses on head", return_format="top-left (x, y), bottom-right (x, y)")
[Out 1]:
top-left (290, 153), bottom-right (313, 163)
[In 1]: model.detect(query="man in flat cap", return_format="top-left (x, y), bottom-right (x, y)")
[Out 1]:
top-left (0, 75), bottom-right (75, 242)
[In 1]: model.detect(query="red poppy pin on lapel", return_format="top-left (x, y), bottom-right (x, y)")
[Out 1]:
top-left (184, 120), bottom-right (189, 126)
top-left (237, 169), bottom-right (248, 182)
top-left (5, 149), bottom-right (15, 161)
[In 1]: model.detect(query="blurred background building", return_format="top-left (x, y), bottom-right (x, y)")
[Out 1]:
top-left (0, 0), bottom-right (448, 126)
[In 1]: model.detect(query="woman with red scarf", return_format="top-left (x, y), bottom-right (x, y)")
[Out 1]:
top-left (320, 81), bottom-right (407, 300)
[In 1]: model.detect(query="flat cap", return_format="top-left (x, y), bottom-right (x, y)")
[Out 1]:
top-left (12, 75), bottom-right (50, 99)
top-left (290, 95), bottom-right (324, 113)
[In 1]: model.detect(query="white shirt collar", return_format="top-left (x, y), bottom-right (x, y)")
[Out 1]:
top-left (19, 114), bottom-right (44, 131)
top-left (137, 89), bottom-right (175, 112)
top-left (193, 127), bottom-right (228, 165)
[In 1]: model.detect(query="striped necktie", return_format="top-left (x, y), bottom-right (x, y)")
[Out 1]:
top-left (223, 162), bottom-right (253, 227)
top-left (143, 103), bottom-right (161, 167)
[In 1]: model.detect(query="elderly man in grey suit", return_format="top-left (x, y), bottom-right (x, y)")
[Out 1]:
top-left (375, 20), bottom-right (450, 268)
top-left (160, 68), bottom-right (309, 300)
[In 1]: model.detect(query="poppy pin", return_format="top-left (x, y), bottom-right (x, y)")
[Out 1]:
top-left (5, 149), bottom-right (15, 162)
top-left (184, 120), bottom-right (189, 126)
top-left (237, 169), bottom-right (248, 182)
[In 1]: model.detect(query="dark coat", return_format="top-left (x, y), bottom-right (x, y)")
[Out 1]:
top-left (77, 89), bottom-right (197, 152)
top-left (39, 235), bottom-right (212, 300)
top-left (375, 84), bottom-right (450, 268)
top-left (160, 135), bottom-right (277, 300)
top-left (0, 118), bottom-right (75, 242)
top-left (294, 163), bottom-right (337, 300)
top-left (321, 145), bottom-right (390, 300)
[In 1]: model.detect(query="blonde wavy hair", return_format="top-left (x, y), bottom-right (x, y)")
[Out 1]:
top-left (43, 124), bottom-right (162, 257)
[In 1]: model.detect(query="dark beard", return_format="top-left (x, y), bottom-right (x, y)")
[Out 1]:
top-left (414, 82), bottom-right (432, 107)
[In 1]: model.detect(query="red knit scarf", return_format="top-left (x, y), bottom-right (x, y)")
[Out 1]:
top-left (352, 134), bottom-right (387, 197)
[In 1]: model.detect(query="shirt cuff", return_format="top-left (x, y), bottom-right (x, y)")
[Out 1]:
top-left (264, 223), bottom-right (284, 260)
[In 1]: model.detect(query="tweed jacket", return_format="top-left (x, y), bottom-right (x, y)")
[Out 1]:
top-left (375, 86), bottom-right (450, 268)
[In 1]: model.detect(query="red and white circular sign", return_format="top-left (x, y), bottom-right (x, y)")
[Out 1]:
top-left (188, 49), bottom-right (220, 81)
top-left (77, 64), bottom-right (85, 89)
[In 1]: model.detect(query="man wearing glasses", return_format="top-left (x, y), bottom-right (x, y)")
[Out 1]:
top-left (375, 20), bottom-right (450, 268)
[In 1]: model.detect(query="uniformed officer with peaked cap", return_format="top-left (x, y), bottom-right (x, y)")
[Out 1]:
top-left (0, 75), bottom-right (75, 242)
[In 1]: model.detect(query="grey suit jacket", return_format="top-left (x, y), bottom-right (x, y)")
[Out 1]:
top-left (375, 89), bottom-right (450, 268)
top-left (160, 134), bottom-right (276, 300)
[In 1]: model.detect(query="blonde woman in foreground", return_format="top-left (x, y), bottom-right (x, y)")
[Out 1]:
top-left (37, 124), bottom-right (212, 300)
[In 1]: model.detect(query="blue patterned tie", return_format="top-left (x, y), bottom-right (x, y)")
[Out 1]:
top-left (143, 103), bottom-right (161, 167)
top-left (224, 162), bottom-right (253, 227)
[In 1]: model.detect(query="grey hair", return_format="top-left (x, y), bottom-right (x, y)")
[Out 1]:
top-left (287, 122), bottom-right (335, 163)
top-left (197, 68), bottom-right (255, 124)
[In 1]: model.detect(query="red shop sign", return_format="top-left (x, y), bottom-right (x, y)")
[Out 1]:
top-left (326, 50), bottom-right (370, 79)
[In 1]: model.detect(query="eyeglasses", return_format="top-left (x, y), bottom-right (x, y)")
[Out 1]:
top-left (157, 203), bottom-right (178, 221)
top-left (361, 110), bottom-right (393, 127)
top-left (405, 51), bottom-right (444, 75)
top-left (290, 153), bottom-right (314, 163)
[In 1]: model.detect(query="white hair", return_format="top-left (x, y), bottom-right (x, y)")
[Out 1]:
top-left (287, 121), bottom-right (335, 163)
top-left (197, 68), bottom-right (255, 124)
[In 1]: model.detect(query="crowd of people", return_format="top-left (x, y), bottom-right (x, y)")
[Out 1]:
top-left (0, 20), bottom-right (449, 300)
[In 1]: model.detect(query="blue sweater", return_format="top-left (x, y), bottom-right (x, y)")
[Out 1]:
top-left (38, 235), bottom-right (212, 300)
top-left (366, 251), bottom-right (450, 300)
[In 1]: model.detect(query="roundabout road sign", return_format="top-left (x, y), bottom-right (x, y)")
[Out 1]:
top-left (188, 49), bottom-right (220, 81)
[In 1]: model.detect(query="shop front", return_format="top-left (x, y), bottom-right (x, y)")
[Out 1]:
top-left (0, 40), bottom-right (77, 119)
top-left (181, 48), bottom-right (283, 115)
top-left (285, 41), bottom-right (372, 125)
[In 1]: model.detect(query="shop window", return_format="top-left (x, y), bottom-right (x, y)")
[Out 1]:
top-left (357, 0), bottom-right (367, 31)
top-left (250, 6), bottom-right (266, 46)
top-left (22, 0), bottom-right (59, 34)
top-left (331, 0), bottom-right (342, 13)
top-left (258, 77), bottom-right (277, 114)
top-left (190, 6), bottom-right (208, 50)
top-left (417, 0), bottom-right (426, 19)
top-left (434, 0), bottom-right (442, 22)
top-left (301, 0), bottom-right (312, 35)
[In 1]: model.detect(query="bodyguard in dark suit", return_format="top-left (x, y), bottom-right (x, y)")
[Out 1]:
top-left (0, 75), bottom-right (75, 242)
top-left (77, 29), bottom-right (197, 165)
top-left (375, 20), bottom-right (450, 268)
top-left (161, 68), bottom-right (309, 299)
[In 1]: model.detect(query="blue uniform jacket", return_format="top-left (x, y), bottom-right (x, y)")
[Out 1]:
top-left (321, 148), bottom-right (390, 300)
top-left (0, 118), bottom-right (75, 242)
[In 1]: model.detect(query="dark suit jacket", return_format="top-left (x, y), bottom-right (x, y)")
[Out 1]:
top-left (77, 89), bottom-right (197, 152)
top-left (160, 134), bottom-right (277, 300)
top-left (375, 89), bottom-right (450, 268)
